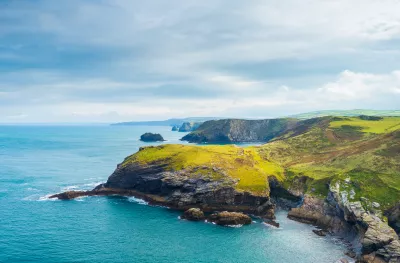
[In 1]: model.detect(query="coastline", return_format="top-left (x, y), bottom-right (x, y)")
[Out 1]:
top-left (50, 180), bottom-right (400, 263)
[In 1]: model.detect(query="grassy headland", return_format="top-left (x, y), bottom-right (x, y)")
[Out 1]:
top-left (125, 116), bottom-right (400, 210)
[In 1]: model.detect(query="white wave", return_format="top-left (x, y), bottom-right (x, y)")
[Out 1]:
top-left (22, 193), bottom-right (58, 201)
top-left (38, 193), bottom-right (58, 201)
top-left (61, 185), bottom-right (79, 191)
top-left (226, 224), bottom-right (243, 228)
top-left (74, 196), bottom-right (87, 202)
top-left (84, 177), bottom-right (103, 181)
top-left (262, 222), bottom-right (281, 229)
top-left (60, 180), bottom-right (105, 192)
top-left (127, 196), bottom-right (148, 205)
top-left (83, 181), bottom-right (105, 188)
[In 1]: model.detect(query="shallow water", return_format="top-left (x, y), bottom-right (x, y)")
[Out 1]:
top-left (0, 125), bottom-right (349, 263)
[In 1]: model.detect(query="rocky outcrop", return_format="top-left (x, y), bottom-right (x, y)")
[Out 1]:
top-left (103, 160), bottom-right (275, 216)
top-left (208, 211), bottom-right (252, 226)
top-left (171, 126), bottom-right (179, 131)
top-left (181, 208), bottom-right (205, 221)
top-left (51, 157), bottom-right (275, 219)
top-left (287, 184), bottom-right (400, 263)
top-left (178, 122), bottom-right (201, 132)
top-left (385, 204), bottom-right (400, 236)
top-left (140, 133), bottom-right (165, 142)
top-left (181, 118), bottom-right (299, 143)
top-left (313, 229), bottom-right (328, 237)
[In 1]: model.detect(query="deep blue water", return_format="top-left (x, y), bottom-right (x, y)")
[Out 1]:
top-left (0, 125), bottom-right (349, 263)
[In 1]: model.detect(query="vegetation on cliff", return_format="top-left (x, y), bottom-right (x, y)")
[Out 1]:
top-left (257, 116), bottom-right (400, 210)
top-left (122, 144), bottom-right (283, 195)
top-left (181, 118), bottom-right (298, 143)
top-left (135, 116), bottom-right (400, 210)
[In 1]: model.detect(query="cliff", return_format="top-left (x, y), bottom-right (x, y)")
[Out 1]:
top-left (51, 144), bottom-right (280, 218)
top-left (51, 115), bottom-right (400, 262)
top-left (178, 122), bottom-right (202, 132)
top-left (181, 118), bottom-right (299, 143)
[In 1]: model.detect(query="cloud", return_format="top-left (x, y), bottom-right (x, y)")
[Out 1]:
top-left (317, 70), bottom-right (400, 100)
top-left (0, 0), bottom-right (400, 122)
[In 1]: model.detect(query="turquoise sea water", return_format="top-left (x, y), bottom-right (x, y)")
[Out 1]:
top-left (0, 125), bottom-right (349, 263)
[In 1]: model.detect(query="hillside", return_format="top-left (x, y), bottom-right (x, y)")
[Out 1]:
top-left (115, 115), bottom-right (400, 211)
top-left (181, 118), bottom-right (299, 143)
top-left (257, 116), bottom-right (400, 211)
top-left (290, 109), bottom-right (400, 119)
top-left (52, 115), bottom-right (400, 262)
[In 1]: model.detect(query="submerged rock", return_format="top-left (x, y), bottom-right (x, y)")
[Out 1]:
top-left (263, 219), bottom-right (280, 228)
top-left (313, 229), bottom-right (328, 237)
top-left (208, 211), bottom-right (252, 226)
top-left (181, 208), bottom-right (205, 221)
top-left (140, 133), bottom-right (165, 142)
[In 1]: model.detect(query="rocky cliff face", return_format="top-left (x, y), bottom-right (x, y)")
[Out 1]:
top-left (178, 122), bottom-right (201, 132)
top-left (181, 118), bottom-right (298, 143)
top-left (287, 183), bottom-right (400, 263)
top-left (51, 154), bottom-right (275, 218)
top-left (102, 159), bottom-right (275, 216)
top-left (386, 204), bottom-right (400, 236)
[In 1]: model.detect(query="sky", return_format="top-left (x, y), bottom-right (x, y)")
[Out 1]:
top-left (1, 0), bottom-right (400, 123)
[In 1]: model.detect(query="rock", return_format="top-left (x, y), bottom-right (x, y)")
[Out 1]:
top-left (385, 204), bottom-right (400, 235)
top-left (50, 191), bottom-right (87, 200)
top-left (208, 211), bottom-right (252, 226)
top-left (178, 122), bottom-right (201, 132)
top-left (181, 118), bottom-right (299, 143)
top-left (372, 202), bottom-right (380, 208)
top-left (171, 126), bottom-right (179, 131)
top-left (287, 188), bottom-right (400, 263)
top-left (179, 122), bottom-right (192, 132)
top-left (52, 147), bottom-right (275, 220)
top-left (140, 133), bottom-right (165, 142)
top-left (345, 250), bottom-right (357, 258)
top-left (264, 219), bottom-right (280, 228)
top-left (181, 208), bottom-right (205, 221)
top-left (336, 258), bottom-right (349, 263)
top-left (313, 229), bottom-right (328, 237)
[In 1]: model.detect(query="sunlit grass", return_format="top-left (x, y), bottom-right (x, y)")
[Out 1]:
top-left (329, 117), bottom-right (400, 134)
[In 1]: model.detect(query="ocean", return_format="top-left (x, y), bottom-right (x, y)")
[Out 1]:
top-left (0, 125), bottom-right (349, 263)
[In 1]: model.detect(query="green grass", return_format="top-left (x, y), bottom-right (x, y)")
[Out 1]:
top-left (329, 116), bottom-right (400, 134)
top-left (123, 144), bottom-right (284, 195)
top-left (257, 117), bottom-right (400, 209)
top-left (121, 116), bottom-right (400, 210)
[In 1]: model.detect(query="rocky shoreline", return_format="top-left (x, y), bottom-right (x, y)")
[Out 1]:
top-left (287, 190), bottom-right (400, 263)
top-left (50, 148), bottom-right (400, 263)
top-left (51, 180), bottom-right (400, 263)
top-left (50, 184), bottom-right (400, 262)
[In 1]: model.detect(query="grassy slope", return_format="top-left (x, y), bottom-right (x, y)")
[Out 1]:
top-left (257, 116), bottom-right (400, 209)
top-left (122, 116), bottom-right (400, 210)
top-left (291, 109), bottom-right (400, 119)
top-left (122, 144), bottom-right (283, 195)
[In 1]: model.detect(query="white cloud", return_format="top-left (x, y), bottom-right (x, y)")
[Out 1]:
top-left (1, 1), bottom-right (400, 122)
top-left (317, 70), bottom-right (400, 100)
